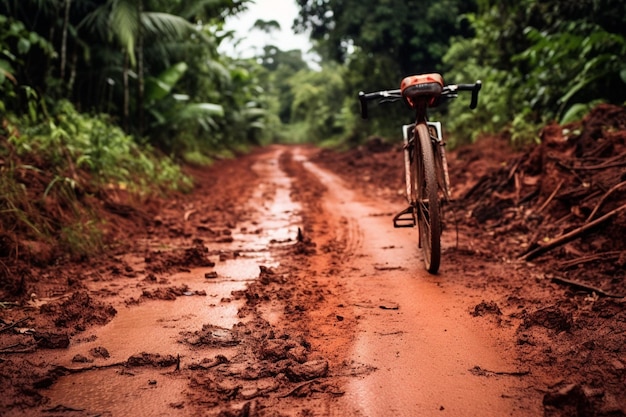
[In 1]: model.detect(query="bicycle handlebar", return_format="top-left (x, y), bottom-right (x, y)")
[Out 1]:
top-left (358, 80), bottom-right (482, 119)
top-left (358, 90), bottom-right (402, 119)
top-left (447, 81), bottom-right (482, 110)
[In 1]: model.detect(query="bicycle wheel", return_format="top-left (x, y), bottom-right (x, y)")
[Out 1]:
top-left (413, 123), bottom-right (441, 273)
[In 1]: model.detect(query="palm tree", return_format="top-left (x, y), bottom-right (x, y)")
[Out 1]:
top-left (79, 0), bottom-right (199, 132)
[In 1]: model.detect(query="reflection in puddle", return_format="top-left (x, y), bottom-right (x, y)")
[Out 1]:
top-left (230, 157), bottom-right (302, 253)
top-left (45, 149), bottom-right (302, 414)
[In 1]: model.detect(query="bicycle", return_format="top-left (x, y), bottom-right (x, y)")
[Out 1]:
top-left (358, 73), bottom-right (481, 274)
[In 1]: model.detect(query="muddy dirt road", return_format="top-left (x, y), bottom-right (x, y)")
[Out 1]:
top-left (2, 120), bottom-right (626, 416)
top-left (2, 145), bottom-right (535, 416)
top-left (297, 152), bottom-right (539, 416)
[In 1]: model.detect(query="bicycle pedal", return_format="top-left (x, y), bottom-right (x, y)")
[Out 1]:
top-left (393, 206), bottom-right (415, 228)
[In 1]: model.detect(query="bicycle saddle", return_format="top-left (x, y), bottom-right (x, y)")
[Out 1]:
top-left (400, 73), bottom-right (444, 107)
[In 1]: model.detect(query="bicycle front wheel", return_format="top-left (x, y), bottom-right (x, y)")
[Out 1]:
top-left (414, 123), bottom-right (441, 273)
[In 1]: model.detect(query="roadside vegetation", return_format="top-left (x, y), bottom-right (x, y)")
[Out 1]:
top-left (1, 0), bottom-right (625, 265)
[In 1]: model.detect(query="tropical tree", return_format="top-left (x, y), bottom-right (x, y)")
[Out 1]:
top-left (442, 0), bottom-right (626, 145)
top-left (293, 0), bottom-right (477, 144)
top-left (0, 0), bottom-right (264, 154)
top-left (287, 63), bottom-right (349, 143)
top-left (294, 0), bottom-right (475, 74)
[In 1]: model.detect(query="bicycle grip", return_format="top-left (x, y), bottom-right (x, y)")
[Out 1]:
top-left (469, 80), bottom-right (482, 109)
top-left (358, 91), bottom-right (369, 119)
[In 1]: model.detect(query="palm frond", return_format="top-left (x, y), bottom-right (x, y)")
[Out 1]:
top-left (141, 12), bottom-right (195, 39)
top-left (111, 0), bottom-right (139, 65)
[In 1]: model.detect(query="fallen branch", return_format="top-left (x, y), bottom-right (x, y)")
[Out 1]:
top-left (574, 153), bottom-right (626, 171)
top-left (537, 179), bottom-right (564, 214)
top-left (521, 203), bottom-right (626, 261)
top-left (551, 276), bottom-right (624, 298)
top-left (558, 251), bottom-right (621, 269)
top-left (0, 342), bottom-right (30, 351)
top-left (506, 157), bottom-right (522, 182)
top-left (0, 317), bottom-right (32, 334)
top-left (514, 172), bottom-right (521, 204)
top-left (577, 161), bottom-right (626, 170)
top-left (585, 180), bottom-right (626, 223)
top-left (279, 379), bottom-right (320, 398)
top-left (0, 346), bottom-right (36, 354)
top-left (554, 213), bottom-right (574, 225)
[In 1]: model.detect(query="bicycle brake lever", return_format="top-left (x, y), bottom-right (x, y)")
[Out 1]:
top-left (380, 97), bottom-right (401, 104)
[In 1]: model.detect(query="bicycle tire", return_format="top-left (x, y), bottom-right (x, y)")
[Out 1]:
top-left (414, 123), bottom-right (441, 273)
top-left (429, 125), bottom-right (449, 201)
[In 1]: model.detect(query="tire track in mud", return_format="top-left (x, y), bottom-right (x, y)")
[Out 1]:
top-left (288, 149), bottom-right (364, 273)
top-left (290, 147), bottom-right (543, 416)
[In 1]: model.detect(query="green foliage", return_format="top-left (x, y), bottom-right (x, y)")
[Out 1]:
top-left (252, 19), bottom-right (281, 33)
top-left (145, 62), bottom-right (190, 102)
top-left (0, 0), bottom-right (274, 261)
top-left (1, 99), bottom-right (192, 259)
top-left (0, 14), bottom-right (54, 114)
top-left (517, 22), bottom-right (626, 120)
top-left (0, 0), bottom-right (267, 158)
top-left (443, 1), bottom-right (626, 146)
top-left (59, 220), bottom-right (104, 259)
top-left (288, 0), bottom-right (626, 148)
top-left (0, 162), bottom-right (49, 240)
top-left (442, 13), bottom-right (518, 145)
top-left (288, 64), bottom-right (349, 143)
top-left (559, 100), bottom-right (604, 125)
top-left (144, 59), bottom-right (230, 156)
top-left (295, 0), bottom-right (475, 74)
top-left (293, 0), bottom-right (478, 147)
top-left (8, 100), bottom-right (191, 193)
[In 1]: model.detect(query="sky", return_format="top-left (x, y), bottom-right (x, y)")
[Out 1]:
top-left (221, 0), bottom-right (317, 64)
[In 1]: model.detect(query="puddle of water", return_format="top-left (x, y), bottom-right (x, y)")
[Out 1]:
top-left (44, 149), bottom-right (303, 414)
top-left (229, 157), bottom-right (302, 252)
top-left (45, 367), bottom-right (190, 417)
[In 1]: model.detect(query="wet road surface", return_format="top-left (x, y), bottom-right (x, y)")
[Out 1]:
top-left (39, 146), bottom-right (539, 416)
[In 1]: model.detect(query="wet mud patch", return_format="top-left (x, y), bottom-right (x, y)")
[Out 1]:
top-left (178, 282), bottom-right (338, 415)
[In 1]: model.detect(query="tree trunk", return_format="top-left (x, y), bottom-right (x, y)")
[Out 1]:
top-left (123, 52), bottom-right (130, 132)
top-left (60, 0), bottom-right (71, 84)
top-left (137, 0), bottom-right (145, 136)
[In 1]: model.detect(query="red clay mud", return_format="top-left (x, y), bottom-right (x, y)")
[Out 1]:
top-left (1, 104), bottom-right (625, 416)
